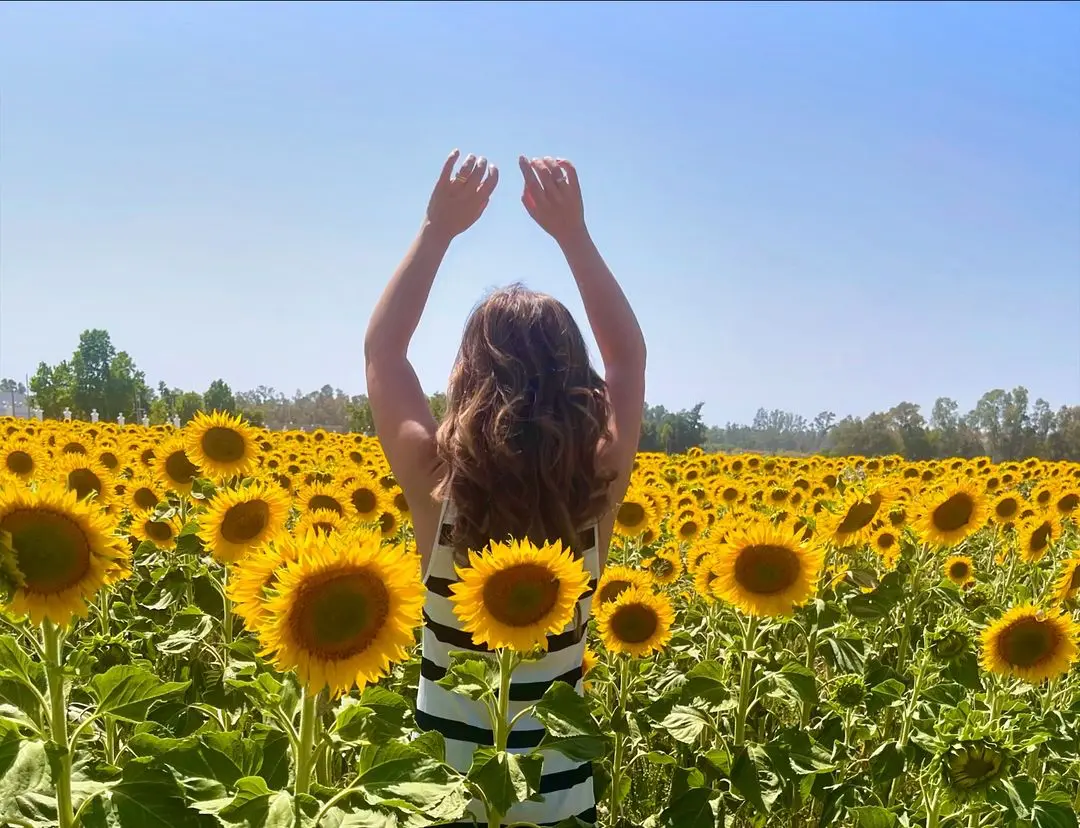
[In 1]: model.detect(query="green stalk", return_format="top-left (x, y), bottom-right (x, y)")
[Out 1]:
top-left (222, 566), bottom-right (233, 673)
top-left (294, 689), bottom-right (318, 797)
top-left (42, 620), bottom-right (75, 828)
top-left (609, 656), bottom-right (632, 827)
top-left (801, 625), bottom-right (818, 727)
top-left (484, 648), bottom-right (516, 828)
top-left (734, 615), bottom-right (759, 748)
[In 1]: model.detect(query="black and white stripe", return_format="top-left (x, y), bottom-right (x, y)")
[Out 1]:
top-left (416, 499), bottom-right (600, 827)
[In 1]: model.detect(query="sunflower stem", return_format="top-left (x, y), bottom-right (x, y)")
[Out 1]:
top-left (484, 648), bottom-right (517, 828)
top-left (608, 655), bottom-right (632, 828)
top-left (42, 619), bottom-right (75, 828)
top-left (294, 688), bottom-right (318, 797)
top-left (734, 614), bottom-right (758, 748)
top-left (801, 624), bottom-right (818, 727)
top-left (221, 566), bottom-right (233, 674)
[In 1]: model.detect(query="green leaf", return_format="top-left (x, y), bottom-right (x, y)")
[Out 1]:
top-left (865, 679), bottom-right (906, 716)
top-left (645, 751), bottom-right (677, 765)
top-left (1031, 793), bottom-right (1079, 828)
top-left (868, 741), bottom-right (904, 786)
top-left (466, 748), bottom-right (542, 817)
top-left (852, 805), bottom-right (898, 828)
top-left (771, 662), bottom-right (817, 707)
top-left (661, 705), bottom-right (712, 745)
top-left (0, 636), bottom-right (45, 693)
top-left (135, 731), bottom-right (260, 788)
top-left (655, 787), bottom-right (714, 828)
top-left (0, 734), bottom-right (55, 820)
top-left (435, 653), bottom-right (497, 702)
top-left (533, 681), bottom-right (609, 762)
top-left (333, 688), bottom-right (411, 743)
top-left (88, 665), bottom-right (190, 723)
top-left (156, 608), bottom-right (214, 656)
top-left (255, 727), bottom-right (291, 791)
top-left (355, 740), bottom-right (467, 821)
top-left (681, 661), bottom-right (729, 703)
top-left (764, 729), bottom-right (836, 779)
top-left (86, 761), bottom-right (203, 827)
top-left (730, 745), bottom-right (779, 815)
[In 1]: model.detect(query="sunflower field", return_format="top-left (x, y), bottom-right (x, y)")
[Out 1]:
top-left (0, 412), bottom-right (1079, 828)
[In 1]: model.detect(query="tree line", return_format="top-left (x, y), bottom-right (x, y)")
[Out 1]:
top-left (11, 329), bottom-right (1080, 462)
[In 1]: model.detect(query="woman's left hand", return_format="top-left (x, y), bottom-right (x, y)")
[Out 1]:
top-left (425, 150), bottom-right (499, 239)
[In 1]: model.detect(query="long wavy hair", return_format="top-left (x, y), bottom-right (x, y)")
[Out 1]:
top-left (433, 284), bottom-right (615, 564)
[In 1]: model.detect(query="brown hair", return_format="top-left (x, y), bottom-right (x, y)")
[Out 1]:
top-left (434, 284), bottom-right (615, 563)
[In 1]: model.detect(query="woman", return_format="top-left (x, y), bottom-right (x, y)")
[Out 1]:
top-left (365, 151), bottom-right (646, 826)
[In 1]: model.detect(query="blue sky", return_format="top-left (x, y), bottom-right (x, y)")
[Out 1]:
top-left (1, 1), bottom-right (1078, 425)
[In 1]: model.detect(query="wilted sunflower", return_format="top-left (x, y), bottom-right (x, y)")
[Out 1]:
top-left (183, 411), bottom-right (259, 479)
top-left (1052, 557), bottom-right (1080, 604)
top-left (597, 585), bottom-right (674, 658)
top-left (944, 555), bottom-right (975, 587)
top-left (198, 481), bottom-right (291, 564)
top-left (1, 440), bottom-right (45, 482)
top-left (257, 529), bottom-right (424, 696)
top-left (156, 438), bottom-right (202, 495)
top-left (980, 604), bottom-right (1079, 683)
top-left (56, 453), bottom-right (113, 505)
top-left (713, 521), bottom-right (825, 617)
top-left (0, 483), bottom-right (128, 626)
top-left (130, 509), bottom-right (182, 551)
top-left (449, 538), bottom-right (590, 653)
top-left (941, 740), bottom-right (1011, 799)
top-left (916, 481), bottom-right (988, 547)
top-left (595, 565), bottom-right (652, 605)
top-left (614, 485), bottom-right (658, 538)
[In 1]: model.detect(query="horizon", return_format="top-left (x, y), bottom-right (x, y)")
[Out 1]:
top-left (2, 2), bottom-right (1078, 425)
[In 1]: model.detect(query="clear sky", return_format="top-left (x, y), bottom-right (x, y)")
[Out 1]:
top-left (1, 1), bottom-right (1078, 425)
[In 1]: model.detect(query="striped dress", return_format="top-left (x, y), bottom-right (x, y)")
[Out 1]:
top-left (416, 497), bottom-right (600, 827)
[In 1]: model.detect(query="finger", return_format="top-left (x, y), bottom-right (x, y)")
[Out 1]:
top-left (519, 155), bottom-right (548, 205)
top-left (556, 158), bottom-right (580, 191)
top-left (533, 157), bottom-right (558, 194)
top-left (477, 164), bottom-right (499, 200)
top-left (435, 149), bottom-right (460, 190)
top-left (537, 157), bottom-right (565, 201)
top-left (454, 154), bottom-right (478, 183)
top-left (465, 156), bottom-right (488, 189)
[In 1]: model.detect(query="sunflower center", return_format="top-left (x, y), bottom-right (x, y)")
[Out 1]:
top-left (955, 755), bottom-right (999, 784)
top-left (308, 495), bottom-right (343, 516)
top-left (220, 500), bottom-right (271, 544)
top-left (482, 563), bottom-right (561, 628)
top-left (837, 496), bottom-right (881, 534)
top-left (678, 521), bottom-right (698, 539)
top-left (2, 509), bottom-right (92, 595)
top-left (145, 520), bottom-right (174, 542)
top-left (722, 488), bottom-right (738, 502)
top-left (734, 543), bottom-right (801, 595)
top-left (1058, 493), bottom-right (1079, 513)
top-left (99, 452), bottom-right (119, 470)
top-left (202, 427), bottom-right (246, 463)
top-left (996, 617), bottom-right (1059, 667)
top-left (379, 512), bottom-right (397, 534)
top-left (609, 604), bottom-right (658, 643)
top-left (1030, 523), bottom-right (1051, 552)
top-left (617, 502), bottom-right (646, 528)
top-left (6, 451), bottom-right (34, 476)
top-left (68, 468), bottom-right (103, 501)
top-left (598, 579), bottom-right (631, 604)
top-left (133, 487), bottom-right (160, 510)
top-left (877, 534), bottom-right (897, 550)
top-left (290, 569), bottom-right (390, 659)
top-left (995, 498), bottom-right (1018, 519)
top-left (393, 492), bottom-right (409, 513)
top-left (1069, 566), bottom-right (1080, 591)
top-left (165, 450), bottom-right (199, 485)
top-left (352, 488), bottom-right (377, 514)
top-left (949, 562), bottom-right (970, 579)
top-left (933, 493), bottom-right (975, 532)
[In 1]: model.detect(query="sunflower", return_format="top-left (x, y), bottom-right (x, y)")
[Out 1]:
top-left (1053, 488), bottom-right (1080, 518)
top-left (256, 529), bottom-right (424, 696)
top-left (228, 533), bottom-right (305, 628)
top-left (1015, 518), bottom-right (1059, 563)
top-left (295, 481), bottom-right (349, 518)
top-left (55, 453), bottom-right (113, 505)
top-left (130, 509), bottom-right (182, 551)
top-left (597, 586), bottom-right (674, 658)
top-left (944, 555), bottom-right (975, 587)
top-left (941, 740), bottom-right (1011, 798)
top-left (915, 481), bottom-right (988, 547)
top-left (582, 646), bottom-right (598, 677)
top-left (449, 538), bottom-right (590, 653)
top-left (0, 483), bottom-right (128, 626)
top-left (712, 521), bottom-right (825, 617)
top-left (614, 485), bottom-right (658, 538)
top-left (1052, 557), bottom-right (1080, 604)
top-left (990, 493), bottom-right (1021, 524)
top-left (344, 474), bottom-right (386, 522)
top-left (980, 604), bottom-right (1079, 683)
top-left (126, 476), bottom-right (163, 513)
top-left (692, 552), bottom-right (722, 601)
top-left (295, 508), bottom-right (350, 538)
top-left (828, 489), bottom-right (887, 546)
top-left (672, 509), bottom-right (704, 543)
top-left (1, 440), bottom-right (45, 482)
top-left (156, 438), bottom-right (201, 495)
top-left (198, 481), bottom-right (291, 564)
top-left (595, 565), bottom-right (652, 605)
top-left (649, 544), bottom-right (684, 586)
top-left (183, 411), bottom-right (259, 479)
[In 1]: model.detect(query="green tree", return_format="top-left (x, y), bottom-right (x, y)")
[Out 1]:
top-left (347, 398), bottom-right (376, 435)
top-left (29, 361), bottom-right (76, 418)
top-left (71, 329), bottom-right (116, 417)
top-left (204, 379), bottom-right (237, 413)
top-left (429, 392), bottom-right (448, 424)
top-left (177, 392), bottom-right (205, 424)
top-left (105, 351), bottom-right (150, 421)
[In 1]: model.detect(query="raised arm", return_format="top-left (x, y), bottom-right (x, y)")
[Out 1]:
top-left (364, 151), bottom-right (498, 500)
top-left (519, 156), bottom-right (646, 487)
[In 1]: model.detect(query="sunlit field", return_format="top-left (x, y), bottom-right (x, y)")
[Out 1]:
top-left (1, 413), bottom-right (1078, 828)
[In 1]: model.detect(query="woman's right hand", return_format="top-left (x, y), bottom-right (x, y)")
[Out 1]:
top-left (425, 150), bottom-right (499, 240)
top-left (519, 155), bottom-right (587, 245)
